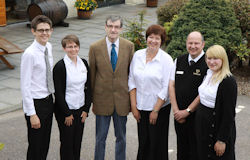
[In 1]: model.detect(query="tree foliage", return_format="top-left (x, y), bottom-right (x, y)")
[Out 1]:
top-left (166, 0), bottom-right (242, 59)
top-left (157, 0), bottom-right (188, 26)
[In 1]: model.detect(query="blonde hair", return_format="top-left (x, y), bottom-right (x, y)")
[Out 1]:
top-left (206, 45), bottom-right (232, 83)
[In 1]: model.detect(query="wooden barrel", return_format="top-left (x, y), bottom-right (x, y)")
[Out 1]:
top-left (27, 0), bottom-right (68, 25)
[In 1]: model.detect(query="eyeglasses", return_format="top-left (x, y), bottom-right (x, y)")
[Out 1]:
top-left (106, 25), bottom-right (121, 30)
top-left (66, 45), bottom-right (79, 49)
top-left (36, 29), bottom-right (51, 34)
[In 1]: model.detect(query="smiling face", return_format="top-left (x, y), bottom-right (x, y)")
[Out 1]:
top-left (63, 41), bottom-right (80, 61)
top-left (186, 32), bottom-right (205, 59)
top-left (105, 19), bottom-right (122, 43)
top-left (206, 57), bottom-right (223, 72)
top-left (31, 23), bottom-right (52, 46)
top-left (147, 33), bottom-right (161, 52)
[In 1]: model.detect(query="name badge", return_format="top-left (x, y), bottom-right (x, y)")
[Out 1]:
top-left (193, 69), bottom-right (201, 76)
top-left (176, 71), bottom-right (184, 74)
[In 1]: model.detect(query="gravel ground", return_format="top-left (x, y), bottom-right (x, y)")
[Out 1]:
top-left (232, 66), bottom-right (250, 97)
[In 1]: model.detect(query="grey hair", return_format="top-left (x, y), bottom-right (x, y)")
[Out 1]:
top-left (105, 15), bottom-right (123, 28)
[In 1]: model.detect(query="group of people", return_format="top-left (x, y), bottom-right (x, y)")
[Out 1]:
top-left (20, 14), bottom-right (237, 160)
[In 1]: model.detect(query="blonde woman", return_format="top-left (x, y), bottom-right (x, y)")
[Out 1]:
top-left (196, 45), bottom-right (237, 160)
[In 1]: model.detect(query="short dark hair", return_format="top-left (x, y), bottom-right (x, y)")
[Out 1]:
top-left (31, 15), bottom-right (52, 30)
top-left (61, 35), bottom-right (80, 48)
top-left (146, 24), bottom-right (166, 46)
top-left (105, 15), bottom-right (123, 28)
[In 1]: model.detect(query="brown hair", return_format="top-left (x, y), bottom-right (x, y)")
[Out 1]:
top-left (146, 24), bottom-right (166, 46)
top-left (61, 35), bottom-right (80, 48)
top-left (31, 15), bottom-right (52, 30)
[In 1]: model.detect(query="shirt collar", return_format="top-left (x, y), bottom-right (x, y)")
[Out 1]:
top-left (34, 39), bottom-right (48, 53)
top-left (106, 37), bottom-right (119, 48)
top-left (188, 50), bottom-right (205, 63)
top-left (64, 54), bottom-right (80, 66)
top-left (144, 48), bottom-right (162, 62)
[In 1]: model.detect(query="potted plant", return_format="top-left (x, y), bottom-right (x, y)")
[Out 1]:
top-left (74, 0), bottom-right (98, 19)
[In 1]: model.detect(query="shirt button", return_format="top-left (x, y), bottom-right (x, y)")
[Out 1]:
top-left (208, 154), bottom-right (211, 158)
top-left (211, 124), bottom-right (215, 128)
top-left (208, 144), bottom-right (212, 147)
top-left (209, 134), bottom-right (213, 138)
top-left (213, 112), bottom-right (216, 115)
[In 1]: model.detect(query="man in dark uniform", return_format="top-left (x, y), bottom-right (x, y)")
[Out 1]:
top-left (169, 31), bottom-right (208, 160)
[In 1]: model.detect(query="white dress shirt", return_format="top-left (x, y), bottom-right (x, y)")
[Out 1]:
top-left (170, 50), bottom-right (205, 81)
top-left (64, 55), bottom-right (87, 110)
top-left (106, 37), bottom-right (119, 59)
top-left (128, 48), bottom-right (174, 111)
top-left (21, 40), bottom-right (53, 116)
top-left (198, 69), bottom-right (220, 108)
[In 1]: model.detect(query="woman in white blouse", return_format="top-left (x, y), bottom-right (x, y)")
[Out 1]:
top-left (128, 24), bottom-right (174, 160)
top-left (53, 35), bottom-right (91, 160)
top-left (196, 45), bottom-right (237, 160)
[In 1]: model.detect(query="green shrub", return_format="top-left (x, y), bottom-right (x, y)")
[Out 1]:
top-left (230, 43), bottom-right (250, 61)
top-left (122, 10), bottom-right (147, 51)
top-left (229, 0), bottom-right (249, 44)
top-left (166, 0), bottom-right (242, 59)
top-left (157, 0), bottom-right (188, 26)
top-left (163, 15), bottom-right (179, 45)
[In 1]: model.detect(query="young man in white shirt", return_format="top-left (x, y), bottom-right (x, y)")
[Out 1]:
top-left (20, 15), bottom-right (54, 160)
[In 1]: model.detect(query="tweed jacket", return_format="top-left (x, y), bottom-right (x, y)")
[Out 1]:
top-left (88, 37), bottom-right (134, 116)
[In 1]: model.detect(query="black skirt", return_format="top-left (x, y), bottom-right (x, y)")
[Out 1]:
top-left (195, 103), bottom-right (235, 160)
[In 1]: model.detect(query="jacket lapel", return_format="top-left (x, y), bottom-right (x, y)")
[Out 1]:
top-left (100, 38), bottom-right (113, 72)
top-left (115, 38), bottom-right (125, 73)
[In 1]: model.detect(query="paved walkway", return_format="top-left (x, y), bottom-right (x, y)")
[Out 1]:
top-left (0, 2), bottom-right (164, 114)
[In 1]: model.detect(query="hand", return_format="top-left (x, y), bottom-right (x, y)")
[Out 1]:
top-left (176, 118), bottom-right (186, 124)
top-left (214, 141), bottom-right (226, 157)
top-left (174, 109), bottom-right (189, 121)
top-left (65, 115), bottom-right (74, 126)
top-left (149, 111), bottom-right (158, 125)
top-left (81, 111), bottom-right (88, 123)
top-left (131, 108), bottom-right (141, 122)
top-left (30, 114), bottom-right (41, 129)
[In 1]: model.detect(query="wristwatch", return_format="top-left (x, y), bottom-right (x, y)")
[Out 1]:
top-left (186, 108), bottom-right (192, 114)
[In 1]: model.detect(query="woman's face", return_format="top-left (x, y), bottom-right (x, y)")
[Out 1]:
top-left (206, 57), bottom-right (223, 72)
top-left (147, 33), bottom-right (161, 51)
top-left (64, 42), bottom-right (79, 60)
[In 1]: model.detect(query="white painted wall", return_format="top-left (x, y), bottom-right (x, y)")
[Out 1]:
top-left (62, 0), bottom-right (145, 18)
top-left (63, 0), bottom-right (77, 18)
top-left (125, 0), bottom-right (144, 5)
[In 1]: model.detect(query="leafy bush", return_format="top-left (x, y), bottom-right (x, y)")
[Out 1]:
top-left (122, 10), bottom-right (147, 51)
top-left (231, 43), bottom-right (250, 61)
top-left (166, 0), bottom-right (242, 59)
top-left (163, 15), bottom-right (178, 45)
top-left (157, 0), bottom-right (188, 26)
top-left (229, 0), bottom-right (249, 44)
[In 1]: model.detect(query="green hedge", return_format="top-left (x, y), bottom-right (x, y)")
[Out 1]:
top-left (157, 0), bottom-right (188, 26)
top-left (166, 0), bottom-right (242, 59)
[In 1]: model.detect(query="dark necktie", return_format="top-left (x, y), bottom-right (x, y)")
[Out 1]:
top-left (44, 48), bottom-right (55, 93)
top-left (111, 43), bottom-right (117, 72)
top-left (190, 60), bottom-right (195, 66)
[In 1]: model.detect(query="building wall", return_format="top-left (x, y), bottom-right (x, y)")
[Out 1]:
top-left (63, 0), bottom-right (77, 18)
top-left (62, 0), bottom-right (145, 18)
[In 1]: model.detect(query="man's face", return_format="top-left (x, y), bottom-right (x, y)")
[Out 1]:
top-left (105, 20), bottom-right (122, 43)
top-left (186, 32), bottom-right (205, 59)
top-left (32, 23), bottom-right (52, 46)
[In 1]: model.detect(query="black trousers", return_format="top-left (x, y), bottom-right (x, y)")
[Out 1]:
top-left (25, 94), bottom-right (54, 160)
top-left (137, 104), bottom-right (171, 160)
top-left (174, 111), bottom-right (197, 160)
top-left (55, 107), bottom-right (85, 160)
